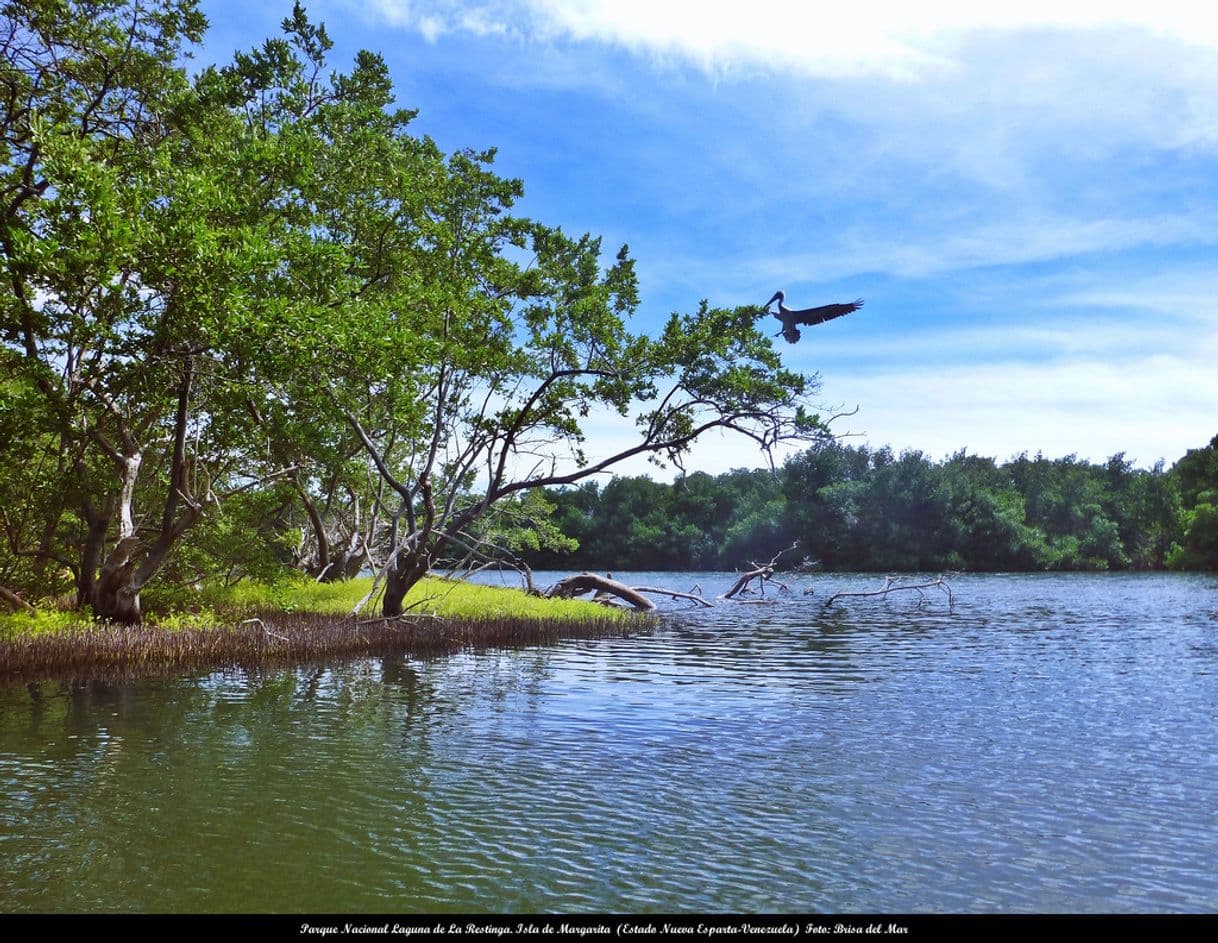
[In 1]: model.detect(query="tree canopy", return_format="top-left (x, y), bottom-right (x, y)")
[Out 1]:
top-left (0, 1), bottom-right (834, 619)
top-left (526, 444), bottom-right (1193, 573)
top-left (4, 3), bottom-right (1211, 624)
top-left (1169, 434), bottom-right (1218, 569)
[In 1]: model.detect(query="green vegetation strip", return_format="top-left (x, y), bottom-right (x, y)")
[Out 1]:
top-left (0, 577), bottom-right (647, 686)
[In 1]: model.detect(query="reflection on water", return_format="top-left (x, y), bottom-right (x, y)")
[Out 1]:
top-left (1, 572), bottom-right (1217, 912)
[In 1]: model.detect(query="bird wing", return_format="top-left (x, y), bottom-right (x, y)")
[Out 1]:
top-left (790, 298), bottom-right (864, 326)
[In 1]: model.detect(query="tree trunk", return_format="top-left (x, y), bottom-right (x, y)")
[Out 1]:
top-left (93, 559), bottom-right (142, 624)
top-left (86, 447), bottom-right (143, 622)
top-left (82, 363), bottom-right (203, 624)
top-left (335, 542), bottom-right (367, 580)
top-left (382, 551), bottom-right (432, 617)
top-left (295, 478), bottom-right (332, 580)
top-left (313, 541), bottom-right (367, 582)
top-left (77, 500), bottom-right (111, 608)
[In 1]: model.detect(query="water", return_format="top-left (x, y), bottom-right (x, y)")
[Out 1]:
top-left (2, 572), bottom-right (1216, 913)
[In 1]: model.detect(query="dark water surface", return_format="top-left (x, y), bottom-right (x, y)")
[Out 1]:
top-left (2, 572), bottom-right (1216, 913)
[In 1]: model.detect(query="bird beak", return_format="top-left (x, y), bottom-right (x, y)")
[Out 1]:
top-left (764, 291), bottom-right (782, 308)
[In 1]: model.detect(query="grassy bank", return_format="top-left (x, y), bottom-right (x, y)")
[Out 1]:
top-left (0, 575), bottom-right (648, 685)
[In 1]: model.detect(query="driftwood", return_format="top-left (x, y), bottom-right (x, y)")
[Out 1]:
top-left (719, 541), bottom-right (801, 599)
top-left (631, 585), bottom-right (715, 608)
top-left (539, 547), bottom-right (957, 616)
top-left (823, 575), bottom-right (954, 610)
top-left (545, 543), bottom-right (809, 611)
top-left (547, 573), bottom-right (657, 611)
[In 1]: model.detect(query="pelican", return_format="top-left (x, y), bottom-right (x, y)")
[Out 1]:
top-left (764, 291), bottom-right (863, 343)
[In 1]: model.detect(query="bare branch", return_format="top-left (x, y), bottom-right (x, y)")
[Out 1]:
top-left (0, 585), bottom-right (35, 613)
top-left (721, 541), bottom-right (800, 599)
top-left (629, 585), bottom-right (714, 608)
top-left (333, 396), bottom-right (412, 501)
top-left (824, 576), bottom-right (955, 610)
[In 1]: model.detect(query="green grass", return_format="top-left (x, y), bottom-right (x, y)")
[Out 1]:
top-left (0, 574), bottom-right (645, 684)
top-left (138, 574), bottom-right (623, 623)
top-left (0, 606), bottom-right (90, 638)
top-left (2, 574), bottom-right (625, 637)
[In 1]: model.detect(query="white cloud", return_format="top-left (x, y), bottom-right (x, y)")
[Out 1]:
top-left (360, 2), bottom-right (1218, 80)
top-left (545, 342), bottom-right (1216, 482)
top-left (351, 0), bottom-right (1218, 204)
top-left (814, 214), bottom-right (1217, 281)
top-left (1054, 270), bottom-right (1218, 318)
top-left (807, 320), bottom-right (1206, 367)
top-left (820, 352), bottom-right (1218, 467)
top-left (322, 1), bottom-right (1218, 476)
top-left (636, 210), bottom-right (1218, 310)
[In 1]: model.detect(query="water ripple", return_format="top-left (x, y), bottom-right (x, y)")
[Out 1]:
top-left (1, 572), bottom-right (1216, 912)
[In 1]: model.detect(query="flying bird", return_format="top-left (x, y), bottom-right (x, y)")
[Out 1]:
top-left (764, 291), bottom-right (863, 343)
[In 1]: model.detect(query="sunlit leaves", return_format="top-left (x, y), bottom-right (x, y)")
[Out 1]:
top-left (0, 0), bottom-right (841, 612)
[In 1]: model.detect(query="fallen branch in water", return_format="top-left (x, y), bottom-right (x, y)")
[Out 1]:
top-left (546, 542), bottom-right (811, 610)
top-left (719, 541), bottom-right (801, 599)
top-left (631, 586), bottom-right (715, 608)
top-left (823, 575), bottom-right (954, 610)
top-left (547, 573), bottom-right (658, 611)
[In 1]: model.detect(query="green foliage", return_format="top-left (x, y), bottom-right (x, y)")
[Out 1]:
top-left (1168, 435), bottom-right (1218, 569)
top-left (527, 442), bottom-right (1192, 572)
top-left (158, 484), bottom-right (301, 586)
top-left (1175, 435), bottom-right (1218, 507)
top-left (6, 0), bottom-right (1203, 632)
top-left (460, 490), bottom-right (578, 560)
top-left (2, 1), bottom-right (835, 622)
top-left (1167, 502), bottom-right (1218, 570)
top-left (1, 0), bottom-right (286, 616)
top-left (0, 607), bottom-right (91, 640)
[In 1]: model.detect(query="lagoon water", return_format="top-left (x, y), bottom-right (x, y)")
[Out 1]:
top-left (2, 572), bottom-right (1217, 913)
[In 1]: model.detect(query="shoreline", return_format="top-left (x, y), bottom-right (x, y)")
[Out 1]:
top-left (0, 576), bottom-right (651, 687)
top-left (0, 609), bottom-right (653, 687)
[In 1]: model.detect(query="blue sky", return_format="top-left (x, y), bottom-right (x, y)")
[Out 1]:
top-left (199, 1), bottom-right (1218, 476)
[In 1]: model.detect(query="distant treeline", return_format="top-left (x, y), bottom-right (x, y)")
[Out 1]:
top-left (524, 435), bottom-right (1218, 572)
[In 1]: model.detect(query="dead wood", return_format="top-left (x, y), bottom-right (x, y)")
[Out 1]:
top-left (719, 541), bottom-right (801, 599)
top-left (547, 573), bottom-right (658, 611)
top-left (823, 575), bottom-right (954, 610)
top-left (631, 586), bottom-right (715, 608)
